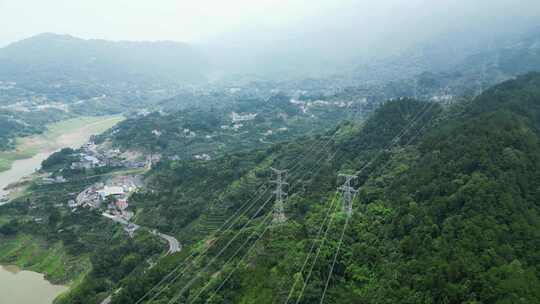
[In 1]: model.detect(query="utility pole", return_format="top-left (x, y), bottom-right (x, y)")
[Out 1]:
top-left (271, 167), bottom-right (288, 224)
top-left (338, 174), bottom-right (358, 217)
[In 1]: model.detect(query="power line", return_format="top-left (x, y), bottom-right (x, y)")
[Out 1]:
top-left (166, 195), bottom-right (275, 304)
top-left (284, 192), bottom-right (340, 304)
top-left (134, 186), bottom-right (272, 304)
top-left (175, 138), bottom-right (341, 303)
top-left (337, 174), bottom-right (358, 217)
top-left (319, 212), bottom-right (352, 304)
top-left (190, 212), bottom-right (274, 303)
top-left (137, 132), bottom-right (335, 303)
top-left (293, 100), bottom-right (437, 304)
top-left (294, 194), bottom-right (342, 304)
top-left (146, 98), bottom-right (436, 303)
top-left (169, 148), bottom-right (338, 303)
top-left (208, 153), bottom-right (337, 304)
top-left (355, 99), bottom-right (436, 176)
top-left (317, 101), bottom-right (439, 303)
top-left (135, 127), bottom-right (340, 303)
top-left (156, 192), bottom-right (276, 303)
top-left (271, 168), bottom-right (289, 224)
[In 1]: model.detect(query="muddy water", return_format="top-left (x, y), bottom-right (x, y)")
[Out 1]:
top-left (0, 152), bottom-right (50, 198)
top-left (0, 116), bottom-right (123, 301)
top-left (0, 116), bottom-right (123, 199)
top-left (0, 265), bottom-right (68, 304)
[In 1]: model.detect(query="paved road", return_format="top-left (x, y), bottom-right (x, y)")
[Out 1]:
top-left (100, 296), bottom-right (111, 304)
top-left (102, 212), bottom-right (180, 254)
top-left (99, 213), bottom-right (181, 304)
top-left (153, 231), bottom-right (182, 254)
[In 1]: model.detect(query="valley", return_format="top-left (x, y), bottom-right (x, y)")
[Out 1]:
top-left (0, 4), bottom-right (540, 303)
top-left (3, 73), bottom-right (540, 303)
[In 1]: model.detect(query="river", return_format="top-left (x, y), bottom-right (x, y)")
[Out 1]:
top-left (0, 265), bottom-right (68, 304)
top-left (0, 115), bottom-right (124, 199)
top-left (0, 152), bottom-right (51, 198)
top-left (0, 115), bottom-right (124, 302)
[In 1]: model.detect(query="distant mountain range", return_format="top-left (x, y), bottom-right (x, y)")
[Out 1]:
top-left (0, 33), bottom-right (209, 85)
top-left (1, 27), bottom-right (540, 90)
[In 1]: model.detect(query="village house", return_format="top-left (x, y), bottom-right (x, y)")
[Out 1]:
top-left (231, 111), bottom-right (257, 123)
top-left (98, 186), bottom-right (125, 200)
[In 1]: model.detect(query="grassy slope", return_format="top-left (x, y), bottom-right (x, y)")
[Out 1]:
top-left (0, 234), bottom-right (90, 284)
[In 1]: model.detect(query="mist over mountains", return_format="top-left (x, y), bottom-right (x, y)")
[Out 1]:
top-left (0, 33), bottom-right (208, 85)
top-left (2, 24), bottom-right (540, 89)
top-left (2, 1), bottom-right (540, 304)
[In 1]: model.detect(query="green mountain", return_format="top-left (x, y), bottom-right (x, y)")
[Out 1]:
top-left (104, 73), bottom-right (539, 304)
top-left (94, 93), bottom-right (371, 162)
top-left (0, 33), bottom-right (211, 151)
top-left (413, 28), bottom-right (540, 98)
top-left (3, 73), bottom-right (540, 304)
top-left (0, 33), bottom-right (209, 85)
top-left (340, 27), bottom-right (540, 103)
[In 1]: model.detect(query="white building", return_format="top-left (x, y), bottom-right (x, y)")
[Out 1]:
top-left (231, 112), bottom-right (257, 123)
top-left (98, 186), bottom-right (125, 200)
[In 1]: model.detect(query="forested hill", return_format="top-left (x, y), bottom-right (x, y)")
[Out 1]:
top-left (35, 73), bottom-right (540, 303)
top-left (0, 33), bottom-right (208, 85)
top-left (129, 73), bottom-right (539, 303)
top-left (95, 93), bottom-right (372, 161)
top-left (367, 73), bottom-right (540, 303)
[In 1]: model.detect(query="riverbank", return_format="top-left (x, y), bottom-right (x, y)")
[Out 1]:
top-left (0, 234), bottom-right (90, 285)
top-left (0, 115), bottom-right (124, 198)
top-left (0, 115), bottom-right (123, 302)
top-left (0, 234), bottom-right (90, 302)
top-left (0, 264), bottom-right (69, 304)
top-left (0, 115), bottom-right (124, 174)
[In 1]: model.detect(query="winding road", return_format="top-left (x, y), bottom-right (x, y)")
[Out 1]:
top-left (98, 214), bottom-right (181, 304)
top-left (102, 212), bottom-right (181, 254)
top-left (152, 231), bottom-right (182, 254)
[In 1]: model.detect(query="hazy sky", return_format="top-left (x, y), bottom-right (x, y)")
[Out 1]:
top-left (1, 0), bottom-right (539, 48)
top-left (0, 0), bottom-right (349, 46)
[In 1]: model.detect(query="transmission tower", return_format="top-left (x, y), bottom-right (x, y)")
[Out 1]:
top-left (413, 78), bottom-right (418, 100)
top-left (477, 61), bottom-right (487, 96)
top-left (271, 167), bottom-right (288, 224)
top-left (338, 174), bottom-right (358, 217)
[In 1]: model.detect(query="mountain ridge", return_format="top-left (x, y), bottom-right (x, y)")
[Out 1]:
top-left (0, 33), bottom-right (209, 85)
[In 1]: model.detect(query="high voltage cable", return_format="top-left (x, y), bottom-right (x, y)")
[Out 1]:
top-left (283, 192), bottom-right (340, 304)
top-left (165, 142), bottom-right (342, 304)
top-left (292, 100), bottom-right (437, 304)
top-left (315, 101), bottom-right (439, 304)
top-left (138, 98), bottom-right (418, 303)
top-left (135, 185), bottom-right (272, 304)
top-left (319, 203), bottom-right (353, 304)
top-left (163, 124), bottom-right (343, 303)
top-left (175, 99), bottom-right (434, 298)
top-left (39, 98), bottom-right (430, 303)
top-left (187, 212), bottom-right (274, 303)
top-left (135, 128), bottom-right (339, 303)
top-left (354, 99), bottom-right (436, 176)
top-left (145, 194), bottom-right (274, 303)
top-left (166, 196), bottom-right (274, 302)
top-left (197, 154), bottom-right (341, 304)
top-left (203, 221), bottom-right (272, 303)
top-left (293, 193), bottom-right (343, 304)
